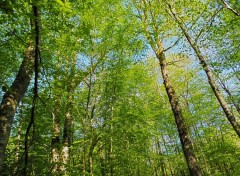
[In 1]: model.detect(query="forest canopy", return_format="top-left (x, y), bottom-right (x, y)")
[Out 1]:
top-left (0, 0), bottom-right (240, 175)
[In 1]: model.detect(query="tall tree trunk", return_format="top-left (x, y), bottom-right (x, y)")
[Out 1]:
top-left (155, 43), bottom-right (202, 176)
top-left (0, 44), bottom-right (34, 173)
top-left (23, 4), bottom-right (40, 175)
top-left (88, 104), bottom-right (96, 176)
top-left (139, 2), bottom-right (201, 174)
top-left (156, 138), bottom-right (166, 176)
top-left (160, 134), bottom-right (172, 176)
top-left (166, 3), bottom-right (240, 137)
top-left (82, 118), bottom-right (87, 176)
top-left (60, 93), bottom-right (73, 174)
top-left (51, 98), bottom-right (61, 174)
top-left (89, 135), bottom-right (94, 176)
top-left (99, 142), bottom-right (105, 176)
top-left (14, 112), bottom-right (23, 174)
top-left (109, 106), bottom-right (114, 176)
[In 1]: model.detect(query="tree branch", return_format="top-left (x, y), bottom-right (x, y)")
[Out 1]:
top-left (195, 7), bottom-right (223, 43)
top-left (164, 38), bottom-right (180, 52)
top-left (221, 0), bottom-right (240, 16)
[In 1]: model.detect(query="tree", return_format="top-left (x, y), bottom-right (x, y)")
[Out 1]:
top-left (133, 0), bottom-right (202, 175)
top-left (1, 0), bottom-right (240, 175)
top-left (0, 44), bottom-right (34, 173)
top-left (165, 1), bottom-right (240, 137)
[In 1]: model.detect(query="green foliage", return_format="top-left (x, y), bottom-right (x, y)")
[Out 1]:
top-left (1, 0), bottom-right (239, 175)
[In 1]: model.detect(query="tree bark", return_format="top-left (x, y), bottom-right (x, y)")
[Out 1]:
top-left (167, 3), bottom-right (240, 138)
top-left (99, 142), bottom-right (105, 176)
top-left (0, 44), bottom-right (34, 173)
top-left (88, 104), bottom-right (96, 176)
top-left (109, 106), bottom-right (114, 176)
top-left (138, 1), bottom-right (202, 175)
top-left (155, 43), bottom-right (202, 176)
top-left (59, 93), bottom-right (73, 174)
top-left (51, 98), bottom-right (61, 174)
top-left (14, 112), bottom-right (23, 174)
top-left (82, 118), bottom-right (86, 176)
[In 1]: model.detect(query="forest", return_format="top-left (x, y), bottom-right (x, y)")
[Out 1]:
top-left (0, 0), bottom-right (240, 175)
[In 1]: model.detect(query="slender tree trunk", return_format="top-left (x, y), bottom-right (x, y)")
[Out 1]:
top-left (88, 115), bottom-right (94, 176)
top-left (59, 93), bottom-right (73, 174)
top-left (88, 104), bottom-right (96, 176)
top-left (139, 3), bottom-right (201, 174)
top-left (156, 138), bottom-right (166, 176)
top-left (89, 138), bottom-right (93, 176)
top-left (155, 42), bottom-right (202, 176)
top-left (166, 3), bottom-right (240, 137)
top-left (59, 115), bottom-right (70, 174)
top-left (22, 4), bottom-right (40, 175)
top-left (109, 106), bottom-right (114, 176)
top-left (160, 134), bottom-right (171, 175)
top-left (82, 118), bottom-right (86, 176)
top-left (51, 83), bottom-right (74, 175)
top-left (14, 114), bottom-right (23, 174)
top-left (99, 142), bottom-right (105, 176)
top-left (51, 98), bottom-right (61, 174)
top-left (0, 44), bottom-right (34, 173)
top-left (169, 163), bottom-right (175, 176)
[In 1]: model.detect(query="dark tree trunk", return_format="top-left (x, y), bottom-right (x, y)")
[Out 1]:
top-left (0, 45), bottom-right (34, 173)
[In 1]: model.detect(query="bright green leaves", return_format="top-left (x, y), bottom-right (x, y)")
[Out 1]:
top-left (54, 0), bottom-right (72, 14)
top-left (1, 0), bottom-right (240, 175)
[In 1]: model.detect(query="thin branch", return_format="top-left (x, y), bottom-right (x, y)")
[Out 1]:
top-left (136, 0), bottom-right (157, 51)
top-left (0, 25), bottom-right (29, 46)
top-left (215, 74), bottom-right (240, 114)
top-left (221, 0), bottom-right (240, 16)
top-left (188, 6), bottom-right (208, 31)
top-left (164, 37), bottom-right (180, 51)
top-left (166, 59), bottom-right (185, 66)
top-left (232, 67), bottom-right (240, 82)
top-left (195, 7), bottom-right (223, 43)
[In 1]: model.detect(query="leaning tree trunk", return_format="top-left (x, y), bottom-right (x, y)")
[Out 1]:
top-left (166, 3), bottom-right (240, 138)
top-left (0, 44), bottom-right (34, 173)
top-left (155, 43), bottom-right (202, 176)
top-left (139, 1), bottom-right (201, 174)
